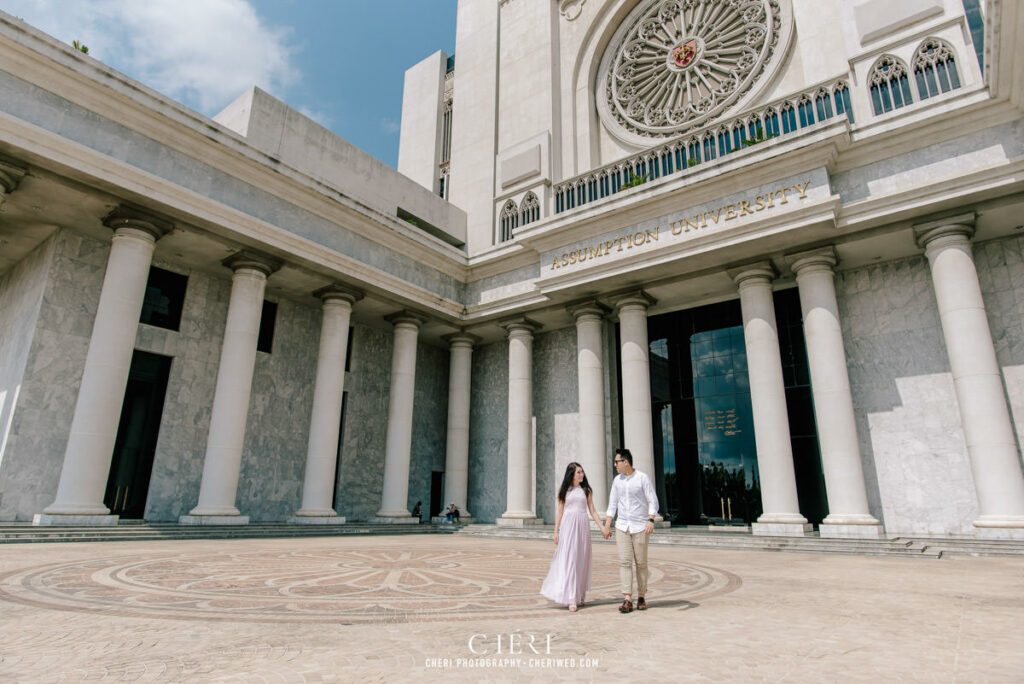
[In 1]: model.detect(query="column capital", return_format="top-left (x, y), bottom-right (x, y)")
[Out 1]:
top-left (567, 299), bottom-right (610, 321)
top-left (222, 250), bottom-right (283, 277)
top-left (384, 309), bottom-right (427, 328)
top-left (103, 205), bottom-right (173, 241)
top-left (789, 247), bottom-right (838, 278)
top-left (443, 330), bottom-right (481, 348)
top-left (0, 157), bottom-right (27, 196)
top-left (313, 283), bottom-right (364, 305)
top-left (499, 315), bottom-right (542, 336)
top-left (610, 290), bottom-right (656, 312)
top-left (914, 213), bottom-right (976, 249)
top-left (728, 261), bottom-right (777, 289)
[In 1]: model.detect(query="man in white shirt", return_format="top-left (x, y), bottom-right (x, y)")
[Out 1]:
top-left (603, 447), bottom-right (658, 613)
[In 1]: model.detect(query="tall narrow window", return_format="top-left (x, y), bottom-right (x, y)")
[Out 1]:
top-left (913, 39), bottom-right (961, 100)
top-left (257, 300), bottom-right (277, 353)
top-left (869, 55), bottom-right (914, 115)
top-left (139, 266), bottom-right (188, 331)
top-left (499, 199), bottom-right (518, 242)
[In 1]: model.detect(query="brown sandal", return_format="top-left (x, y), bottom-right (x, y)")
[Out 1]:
top-left (619, 599), bottom-right (633, 613)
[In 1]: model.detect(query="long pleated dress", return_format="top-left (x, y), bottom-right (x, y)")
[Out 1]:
top-left (540, 486), bottom-right (592, 605)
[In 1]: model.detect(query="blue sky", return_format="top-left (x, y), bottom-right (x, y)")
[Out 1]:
top-left (0, 0), bottom-right (457, 167)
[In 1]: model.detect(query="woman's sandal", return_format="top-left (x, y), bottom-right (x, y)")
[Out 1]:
top-left (568, 603), bottom-right (578, 612)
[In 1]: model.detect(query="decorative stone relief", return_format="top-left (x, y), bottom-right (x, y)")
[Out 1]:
top-left (596, 0), bottom-right (792, 144)
top-left (559, 0), bottom-right (587, 21)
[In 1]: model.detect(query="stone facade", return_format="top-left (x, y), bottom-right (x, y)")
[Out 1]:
top-left (1, 1), bottom-right (1023, 537)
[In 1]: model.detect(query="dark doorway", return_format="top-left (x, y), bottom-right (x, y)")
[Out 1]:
top-left (644, 288), bottom-right (828, 526)
top-left (104, 350), bottom-right (172, 519)
top-left (430, 471), bottom-right (443, 519)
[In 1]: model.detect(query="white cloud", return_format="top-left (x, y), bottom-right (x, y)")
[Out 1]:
top-left (2, 0), bottom-right (299, 113)
top-left (380, 118), bottom-right (400, 134)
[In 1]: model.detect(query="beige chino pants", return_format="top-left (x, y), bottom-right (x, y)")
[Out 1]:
top-left (615, 528), bottom-right (649, 597)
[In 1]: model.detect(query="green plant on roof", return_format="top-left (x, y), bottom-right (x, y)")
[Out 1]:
top-left (741, 132), bottom-right (777, 147)
top-left (619, 170), bottom-right (652, 191)
top-left (72, 40), bottom-right (88, 54)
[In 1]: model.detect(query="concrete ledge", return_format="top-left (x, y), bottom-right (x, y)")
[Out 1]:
top-left (974, 526), bottom-right (1024, 540)
top-left (752, 522), bottom-right (813, 537)
top-left (32, 514), bottom-right (119, 526)
top-left (368, 517), bottom-right (421, 524)
top-left (709, 524), bottom-right (751, 533)
top-left (820, 523), bottom-right (885, 539)
top-left (496, 517), bottom-right (545, 527)
top-left (178, 515), bottom-right (250, 526)
top-left (430, 517), bottom-right (476, 524)
top-left (287, 516), bottom-right (347, 525)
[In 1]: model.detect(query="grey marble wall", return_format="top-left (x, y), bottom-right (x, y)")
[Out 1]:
top-left (468, 339), bottom-right (508, 522)
top-left (836, 255), bottom-right (978, 536)
top-left (332, 325), bottom-right (448, 521)
top-left (135, 265), bottom-right (229, 520)
top-left (974, 236), bottom-right (1024, 452)
top-left (533, 326), bottom-right (579, 523)
top-left (0, 230), bottom-right (105, 520)
top-left (0, 234), bottom-right (55, 520)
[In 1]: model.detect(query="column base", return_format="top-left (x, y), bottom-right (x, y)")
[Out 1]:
top-left (287, 516), bottom-right (346, 525)
top-left (33, 513), bottom-right (119, 526)
top-left (179, 515), bottom-right (250, 525)
top-left (819, 523), bottom-right (885, 539)
top-left (496, 516), bottom-right (545, 527)
top-left (973, 516), bottom-right (1024, 540)
top-left (751, 522), bottom-right (813, 537)
top-left (369, 516), bottom-right (421, 524)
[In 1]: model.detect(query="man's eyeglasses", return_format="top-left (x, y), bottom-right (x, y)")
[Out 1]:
top-left (613, 459), bottom-right (625, 463)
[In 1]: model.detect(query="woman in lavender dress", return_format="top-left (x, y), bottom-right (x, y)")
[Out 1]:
top-left (540, 461), bottom-right (606, 612)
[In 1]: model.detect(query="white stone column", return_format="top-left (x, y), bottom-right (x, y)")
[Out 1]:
top-left (569, 300), bottom-right (610, 513)
top-left (916, 216), bottom-right (1024, 539)
top-left (613, 291), bottom-right (664, 522)
top-left (441, 332), bottom-right (479, 521)
top-left (291, 284), bottom-right (362, 524)
top-left (729, 263), bottom-right (811, 537)
top-left (498, 317), bottom-right (544, 526)
top-left (181, 251), bottom-right (281, 525)
top-left (373, 310), bottom-right (426, 523)
top-left (36, 207), bottom-right (171, 525)
top-left (791, 248), bottom-right (883, 539)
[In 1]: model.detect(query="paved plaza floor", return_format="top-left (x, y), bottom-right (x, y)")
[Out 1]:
top-left (0, 534), bottom-right (1021, 682)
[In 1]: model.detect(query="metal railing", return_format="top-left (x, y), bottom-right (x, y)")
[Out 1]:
top-left (554, 79), bottom-right (853, 215)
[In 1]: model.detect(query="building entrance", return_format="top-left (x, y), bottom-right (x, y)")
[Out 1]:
top-left (647, 289), bottom-right (827, 525)
top-left (103, 350), bottom-right (171, 519)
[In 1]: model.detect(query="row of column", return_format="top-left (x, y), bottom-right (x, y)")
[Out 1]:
top-left (35, 207), bottom-right (481, 526)
top-left (496, 215), bottom-right (1024, 538)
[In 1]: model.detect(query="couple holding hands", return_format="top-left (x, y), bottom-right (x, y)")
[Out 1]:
top-left (540, 447), bottom-right (658, 614)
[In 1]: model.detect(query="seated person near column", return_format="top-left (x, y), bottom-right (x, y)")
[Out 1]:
top-left (445, 503), bottom-right (460, 523)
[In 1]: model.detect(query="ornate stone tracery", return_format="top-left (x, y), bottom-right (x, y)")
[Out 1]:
top-left (597, 0), bottom-right (790, 143)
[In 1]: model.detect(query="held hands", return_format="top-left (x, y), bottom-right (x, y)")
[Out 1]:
top-left (601, 525), bottom-right (612, 539)
top-left (645, 520), bottom-right (655, 535)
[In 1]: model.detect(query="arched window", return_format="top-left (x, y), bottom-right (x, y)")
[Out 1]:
top-left (780, 101), bottom-right (797, 133)
top-left (814, 88), bottom-right (834, 121)
top-left (499, 199), bottom-right (518, 242)
top-left (913, 39), bottom-right (961, 99)
top-left (798, 95), bottom-right (816, 127)
top-left (832, 82), bottom-right (853, 122)
top-left (763, 107), bottom-right (780, 137)
top-left (869, 55), bottom-right (913, 115)
top-left (519, 192), bottom-right (540, 227)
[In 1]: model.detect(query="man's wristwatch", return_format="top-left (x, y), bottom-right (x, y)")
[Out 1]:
top-left (647, 518), bottom-right (655, 523)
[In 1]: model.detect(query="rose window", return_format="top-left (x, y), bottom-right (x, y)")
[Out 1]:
top-left (598, 0), bottom-right (787, 141)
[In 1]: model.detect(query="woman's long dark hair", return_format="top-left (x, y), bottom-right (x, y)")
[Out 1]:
top-left (557, 461), bottom-right (592, 503)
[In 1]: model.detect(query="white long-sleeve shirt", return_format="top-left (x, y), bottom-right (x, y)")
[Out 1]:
top-left (605, 470), bottom-right (659, 533)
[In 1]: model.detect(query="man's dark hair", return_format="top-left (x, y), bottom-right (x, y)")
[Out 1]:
top-left (615, 448), bottom-right (633, 466)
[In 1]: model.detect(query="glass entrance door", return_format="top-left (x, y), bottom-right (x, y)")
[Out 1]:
top-left (648, 289), bottom-right (826, 526)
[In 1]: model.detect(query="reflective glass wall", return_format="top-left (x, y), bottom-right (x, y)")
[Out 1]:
top-left (644, 288), bottom-right (827, 525)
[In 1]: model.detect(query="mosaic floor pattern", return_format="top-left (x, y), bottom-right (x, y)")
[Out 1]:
top-left (0, 545), bottom-right (741, 624)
